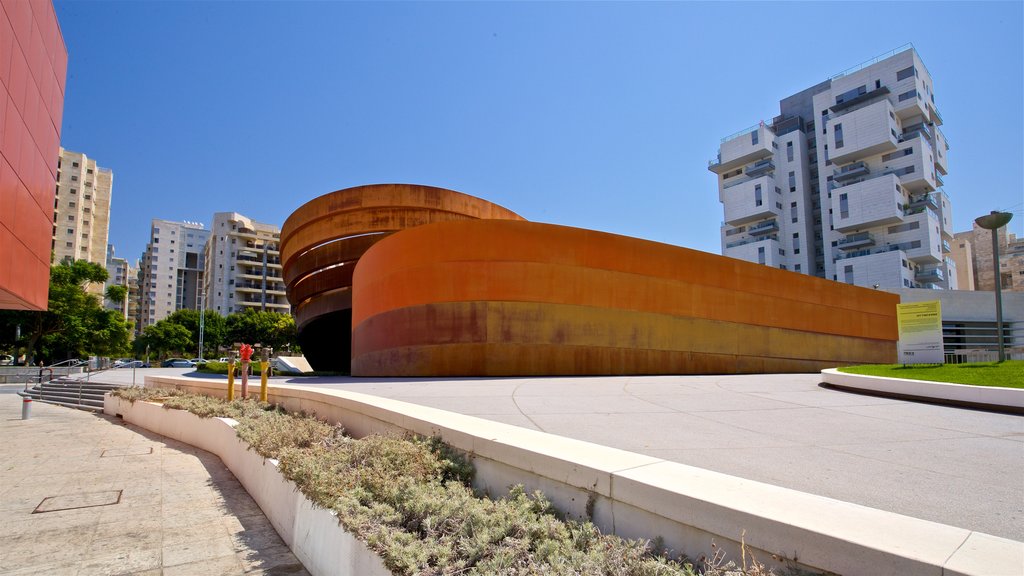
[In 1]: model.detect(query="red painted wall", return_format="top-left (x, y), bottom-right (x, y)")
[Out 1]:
top-left (0, 0), bottom-right (66, 310)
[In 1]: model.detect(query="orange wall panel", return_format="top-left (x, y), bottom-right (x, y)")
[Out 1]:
top-left (351, 220), bottom-right (898, 376)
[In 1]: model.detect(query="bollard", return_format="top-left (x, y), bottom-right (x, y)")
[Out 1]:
top-left (259, 360), bottom-right (269, 403)
top-left (21, 396), bottom-right (31, 420)
top-left (227, 361), bottom-right (235, 401)
top-left (241, 362), bottom-right (249, 399)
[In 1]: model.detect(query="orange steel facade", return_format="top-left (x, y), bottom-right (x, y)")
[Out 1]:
top-left (0, 0), bottom-right (67, 310)
top-left (280, 184), bottom-right (524, 370)
top-left (282, 185), bottom-right (898, 375)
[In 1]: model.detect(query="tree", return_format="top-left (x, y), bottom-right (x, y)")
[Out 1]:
top-left (0, 260), bottom-right (132, 363)
top-left (165, 309), bottom-right (226, 357)
top-left (133, 320), bottom-right (193, 359)
top-left (105, 285), bottom-right (127, 307)
top-left (226, 309), bottom-right (297, 352)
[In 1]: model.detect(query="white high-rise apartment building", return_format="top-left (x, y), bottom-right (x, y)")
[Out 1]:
top-left (711, 46), bottom-right (955, 290)
top-left (204, 212), bottom-right (289, 315)
top-left (52, 148), bottom-right (112, 267)
top-left (136, 219), bottom-right (211, 332)
top-left (104, 244), bottom-right (134, 320)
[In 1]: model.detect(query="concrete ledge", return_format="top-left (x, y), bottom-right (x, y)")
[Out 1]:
top-left (144, 375), bottom-right (1024, 576)
top-left (821, 368), bottom-right (1024, 415)
top-left (104, 394), bottom-right (390, 576)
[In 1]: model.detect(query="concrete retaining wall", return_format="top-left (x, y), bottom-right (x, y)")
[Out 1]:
top-left (104, 395), bottom-right (390, 576)
top-left (142, 376), bottom-right (1024, 576)
top-left (822, 368), bottom-right (1024, 413)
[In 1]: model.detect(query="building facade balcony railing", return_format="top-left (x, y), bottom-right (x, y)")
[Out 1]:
top-left (915, 267), bottom-right (944, 282)
top-left (745, 159), bottom-right (775, 178)
top-left (837, 232), bottom-right (876, 251)
top-left (747, 219), bottom-right (779, 236)
top-left (725, 234), bottom-right (778, 250)
top-left (834, 161), bottom-right (870, 183)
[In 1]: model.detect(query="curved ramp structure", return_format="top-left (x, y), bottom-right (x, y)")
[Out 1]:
top-left (280, 184), bottom-right (523, 370)
top-left (351, 220), bottom-right (898, 376)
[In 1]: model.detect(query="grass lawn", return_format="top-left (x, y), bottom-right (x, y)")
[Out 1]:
top-left (838, 360), bottom-right (1024, 388)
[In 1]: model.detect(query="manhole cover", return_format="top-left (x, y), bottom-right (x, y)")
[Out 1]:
top-left (34, 490), bottom-right (122, 513)
top-left (101, 446), bottom-right (154, 457)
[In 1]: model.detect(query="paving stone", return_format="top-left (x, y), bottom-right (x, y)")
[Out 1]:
top-left (0, 395), bottom-right (307, 574)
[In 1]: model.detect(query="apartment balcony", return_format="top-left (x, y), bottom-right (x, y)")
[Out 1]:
top-left (721, 176), bottom-right (780, 226)
top-left (929, 102), bottom-right (943, 126)
top-left (748, 219), bottom-right (779, 236)
top-left (833, 161), bottom-right (869, 183)
top-left (915, 267), bottom-right (944, 282)
top-left (832, 174), bottom-right (905, 233)
top-left (238, 254), bottom-right (282, 266)
top-left (828, 86), bottom-right (891, 115)
top-left (709, 123), bottom-right (775, 174)
top-left (827, 99), bottom-right (899, 165)
top-left (942, 239), bottom-right (952, 253)
top-left (744, 159), bottom-right (775, 178)
top-left (907, 193), bottom-right (939, 211)
top-left (236, 284), bottom-right (287, 296)
top-left (899, 122), bottom-right (931, 143)
top-left (837, 232), bottom-right (876, 251)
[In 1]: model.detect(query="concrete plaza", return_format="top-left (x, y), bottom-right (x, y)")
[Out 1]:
top-left (0, 387), bottom-right (308, 575)
top-left (60, 368), bottom-right (1024, 542)
top-left (285, 372), bottom-right (1024, 542)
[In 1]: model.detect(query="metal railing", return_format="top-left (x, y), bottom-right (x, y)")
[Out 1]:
top-left (831, 44), bottom-right (914, 80)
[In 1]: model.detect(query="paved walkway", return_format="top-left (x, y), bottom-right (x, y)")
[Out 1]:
top-left (0, 388), bottom-right (309, 575)
top-left (78, 369), bottom-right (1024, 541)
top-left (287, 372), bottom-right (1024, 542)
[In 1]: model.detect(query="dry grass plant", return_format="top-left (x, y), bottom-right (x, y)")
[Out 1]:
top-left (112, 388), bottom-right (795, 576)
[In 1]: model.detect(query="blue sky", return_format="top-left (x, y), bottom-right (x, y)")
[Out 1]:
top-left (53, 1), bottom-right (1023, 264)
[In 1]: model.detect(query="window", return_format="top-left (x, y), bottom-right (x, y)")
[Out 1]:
top-left (844, 265), bottom-right (854, 284)
top-left (751, 130), bottom-right (759, 145)
top-left (67, 215), bottom-right (74, 221)
top-left (71, 175), bottom-right (78, 181)
top-left (66, 228), bottom-right (73, 234)
top-left (786, 142), bottom-right (794, 162)
top-left (68, 201), bottom-right (76, 208)
top-left (834, 123), bottom-right (844, 149)
top-left (72, 161), bottom-right (79, 168)
top-left (896, 66), bottom-right (915, 81)
top-left (788, 171), bottom-right (796, 192)
top-left (898, 89), bottom-right (917, 102)
top-left (758, 247), bottom-right (766, 265)
top-left (791, 202), bottom-right (798, 223)
top-left (754, 184), bottom-right (763, 207)
top-left (839, 193), bottom-right (849, 219)
top-left (795, 264), bottom-right (801, 272)
top-left (70, 188), bottom-right (76, 194)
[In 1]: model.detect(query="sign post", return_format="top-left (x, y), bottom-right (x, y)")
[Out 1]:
top-left (896, 301), bottom-right (944, 365)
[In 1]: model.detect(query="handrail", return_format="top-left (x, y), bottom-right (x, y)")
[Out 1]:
top-left (830, 44), bottom-right (914, 80)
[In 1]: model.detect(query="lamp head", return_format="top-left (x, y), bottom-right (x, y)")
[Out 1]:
top-left (975, 211), bottom-right (1013, 230)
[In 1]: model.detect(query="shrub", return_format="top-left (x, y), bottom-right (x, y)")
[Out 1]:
top-left (111, 388), bottom-right (784, 575)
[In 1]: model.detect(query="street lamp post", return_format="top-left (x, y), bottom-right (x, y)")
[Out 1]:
top-left (974, 211), bottom-right (1014, 362)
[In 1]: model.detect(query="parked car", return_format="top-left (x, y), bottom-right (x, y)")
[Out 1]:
top-left (115, 360), bottom-right (147, 368)
top-left (218, 357), bottom-right (230, 363)
top-left (189, 358), bottom-right (208, 365)
top-left (161, 358), bottom-right (195, 368)
top-left (0, 354), bottom-right (14, 365)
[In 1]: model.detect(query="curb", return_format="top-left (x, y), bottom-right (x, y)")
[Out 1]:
top-left (820, 368), bottom-right (1024, 415)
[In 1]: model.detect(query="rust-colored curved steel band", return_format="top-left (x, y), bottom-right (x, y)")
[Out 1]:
top-left (281, 185), bottom-right (524, 353)
top-left (350, 220), bottom-right (899, 376)
top-left (288, 261), bottom-right (358, 307)
top-left (293, 287), bottom-right (352, 331)
top-left (280, 184), bottom-right (523, 270)
top-left (284, 232), bottom-right (387, 289)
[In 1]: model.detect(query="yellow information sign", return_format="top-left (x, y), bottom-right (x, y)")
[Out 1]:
top-left (896, 300), bottom-right (943, 364)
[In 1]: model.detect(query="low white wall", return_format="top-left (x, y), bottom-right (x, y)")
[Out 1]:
top-left (821, 368), bottom-right (1024, 411)
top-left (104, 395), bottom-right (390, 576)
top-left (142, 376), bottom-right (1024, 576)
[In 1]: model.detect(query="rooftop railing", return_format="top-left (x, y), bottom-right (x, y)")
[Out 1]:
top-left (830, 44), bottom-right (914, 80)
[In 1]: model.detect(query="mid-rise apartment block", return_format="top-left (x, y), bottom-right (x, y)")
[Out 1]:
top-left (952, 223), bottom-right (1024, 293)
top-left (53, 148), bottom-right (112, 268)
top-left (104, 244), bottom-right (136, 320)
top-left (204, 212), bottom-right (289, 315)
top-left (711, 46), bottom-right (955, 290)
top-left (136, 219), bottom-right (210, 332)
top-left (0, 0), bottom-right (67, 310)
